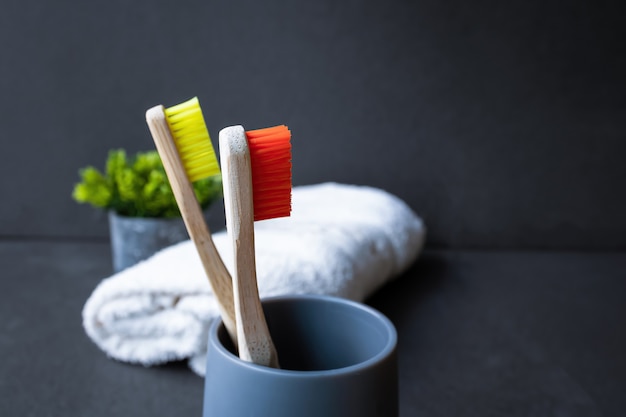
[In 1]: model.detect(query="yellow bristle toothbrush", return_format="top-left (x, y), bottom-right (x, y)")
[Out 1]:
top-left (145, 97), bottom-right (237, 346)
top-left (219, 124), bottom-right (292, 368)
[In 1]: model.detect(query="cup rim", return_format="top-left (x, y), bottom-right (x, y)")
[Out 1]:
top-left (208, 294), bottom-right (397, 377)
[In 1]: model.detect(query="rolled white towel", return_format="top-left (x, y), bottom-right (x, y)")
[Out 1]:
top-left (82, 182), bottom-right (426, 376)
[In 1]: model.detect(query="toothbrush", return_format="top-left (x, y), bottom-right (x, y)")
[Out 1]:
top-left (219, 124), bottom-right (291, 368)
top-left (145, 97), bottom-right (237, 346)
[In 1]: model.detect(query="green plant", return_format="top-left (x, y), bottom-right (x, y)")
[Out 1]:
top-left (72, 149), bottom-right (222, 218)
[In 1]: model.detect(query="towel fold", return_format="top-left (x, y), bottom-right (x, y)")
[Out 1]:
top-left (82, 183), bottom-right (426, 376)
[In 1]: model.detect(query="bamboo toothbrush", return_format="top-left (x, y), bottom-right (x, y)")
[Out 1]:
top-left (219, 124), bottom-right (292, 368)
top-left (145, 97), bottom-right (237, 346)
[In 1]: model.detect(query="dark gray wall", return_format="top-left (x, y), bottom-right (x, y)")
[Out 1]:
top-left (1, 0), bottom-right (624, 249)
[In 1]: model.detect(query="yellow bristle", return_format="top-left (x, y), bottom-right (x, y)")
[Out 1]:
top-left (164, 97), bottom-right (220, 182)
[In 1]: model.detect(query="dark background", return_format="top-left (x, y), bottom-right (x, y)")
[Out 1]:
top-left (1, 0), bottom-right (624, 250)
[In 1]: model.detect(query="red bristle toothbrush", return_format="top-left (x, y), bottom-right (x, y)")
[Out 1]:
top-left (219, 124), bottom-right (292, 368)
top-left (145, 97), bottom-right (237, 347)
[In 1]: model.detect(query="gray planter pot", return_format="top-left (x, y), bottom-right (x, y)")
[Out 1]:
top-left (108, 211), bottom-right (189, 272)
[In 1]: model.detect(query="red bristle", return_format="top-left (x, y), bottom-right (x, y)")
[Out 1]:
top-left (246, 125), bottom-right (292, 221)
top-left (246, 125), bottom-right (287, 137)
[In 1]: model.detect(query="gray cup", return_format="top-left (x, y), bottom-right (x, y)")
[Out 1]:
top-left (203, 295), bottom-right (398, 417)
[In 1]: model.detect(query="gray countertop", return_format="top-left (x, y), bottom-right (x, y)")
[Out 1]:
top-left (2, 241), bottom-right (625, 416)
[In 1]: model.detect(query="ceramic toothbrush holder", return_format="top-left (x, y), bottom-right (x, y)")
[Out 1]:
top-left (202, 294), bottom-right (398, 417)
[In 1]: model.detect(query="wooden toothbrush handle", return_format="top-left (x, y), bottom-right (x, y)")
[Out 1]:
top-left (145, 105), bottom-right (237, 345)
top-left (220, 125), bottom-right (279, 368)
